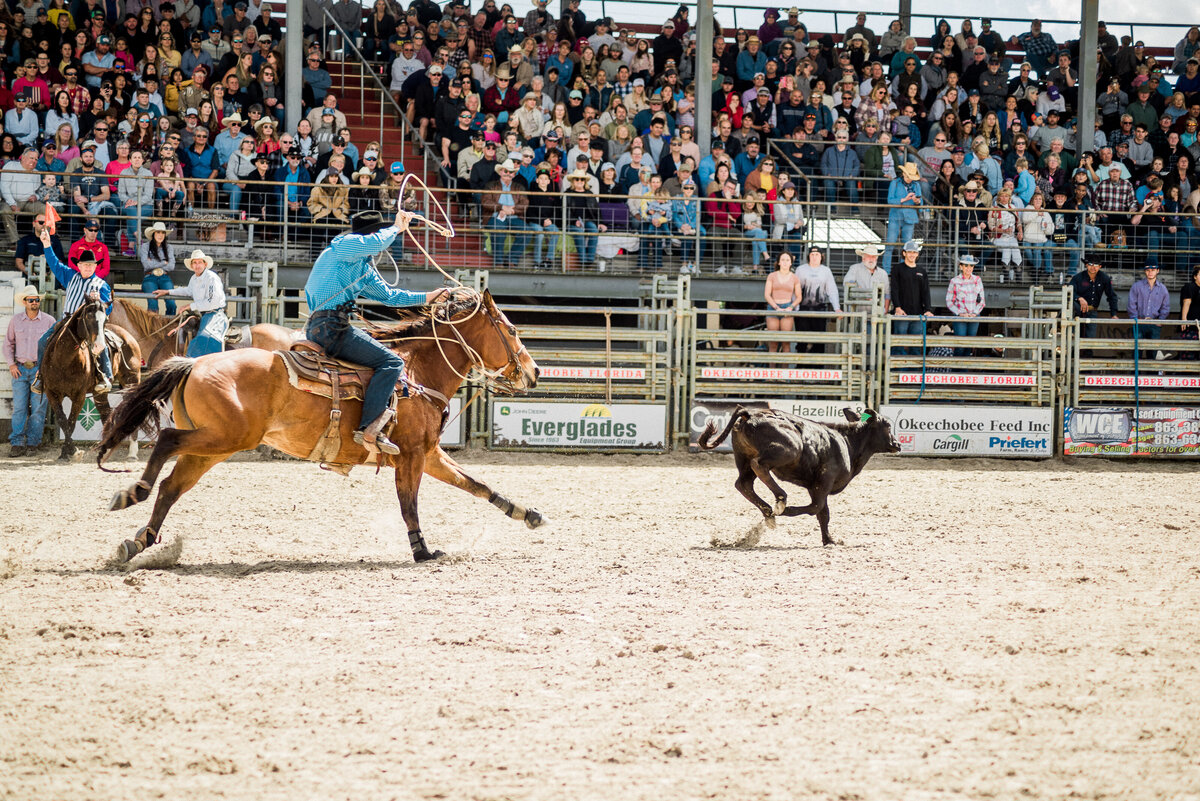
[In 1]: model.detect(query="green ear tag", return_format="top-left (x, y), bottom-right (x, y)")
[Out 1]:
top-left (860, 411), bottom-right (872, 423)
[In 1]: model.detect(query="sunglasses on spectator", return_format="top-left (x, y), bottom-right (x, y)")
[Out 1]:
top-left (35, 217), bottom-right (46, 224)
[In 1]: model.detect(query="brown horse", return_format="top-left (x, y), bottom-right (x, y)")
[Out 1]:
top-left (109, 298), bottom-right (301, 368)
top-left (98, 290), bottom-right (543, 563)
top-left (43, 299), bottom-right (142, 460)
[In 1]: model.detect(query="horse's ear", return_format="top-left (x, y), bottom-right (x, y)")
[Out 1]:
top-left (482, 288), bottom-right (496, 309)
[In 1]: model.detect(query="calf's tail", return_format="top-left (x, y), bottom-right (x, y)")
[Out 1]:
top-left (699, 407), bottom-right (749, 450)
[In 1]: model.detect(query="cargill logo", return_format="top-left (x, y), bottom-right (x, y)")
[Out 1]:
top-left (932, 434), bottom-right (969, 453)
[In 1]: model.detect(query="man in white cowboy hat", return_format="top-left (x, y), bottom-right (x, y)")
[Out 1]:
top-left (4, 285), bottom-right (53, 455)
top-left (213, 112), bottom-right (248, 169)
top-left (843, 242), bottom-right (890, 307)
top-left (154, 249), bottom-right (227, 357)
top-left (303, 210), bottom-right (449, 456)
top-left (141, 222), bottom-right (178, 314)
top-left (482, 158), bottom-right (529, 268)
top-left (884, 159), bottom-right (924, 274)
top-left (33, 228), bottom-right (113, 393)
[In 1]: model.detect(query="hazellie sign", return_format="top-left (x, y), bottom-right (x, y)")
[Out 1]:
top-left (880, 405), bottom-right (1054, 457)
top-left (491, 401), bottom-right (667, 450)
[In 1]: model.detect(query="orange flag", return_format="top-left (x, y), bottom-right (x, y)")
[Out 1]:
top-left (44, 203), bottom-right (61, 235)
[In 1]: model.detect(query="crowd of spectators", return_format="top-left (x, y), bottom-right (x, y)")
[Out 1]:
top-left (0, 0), bottom-right (1199, 278)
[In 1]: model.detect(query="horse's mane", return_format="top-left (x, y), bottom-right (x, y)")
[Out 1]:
top-left (369, 298), bottom-right (481, 341)
top-left (114, 298), bottom-right (172, 337)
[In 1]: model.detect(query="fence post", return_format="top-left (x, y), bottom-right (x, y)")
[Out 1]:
top-left (560, 192), bottom-right (568, 272)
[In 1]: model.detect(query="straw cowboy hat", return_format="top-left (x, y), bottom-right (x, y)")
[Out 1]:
top-left (187, 249), bottom-right (213, 269)
top-left (566, 168), bottom-right (591, 181)
top-left (221, 112), bottom-right (246, 127)
top-left (898, 161), bottom-right (921, 181)
top-left (253, 117), bottom-right (278, 134)
top-left (855, 243), bottom-right (884, 257)
top-left (15, 285), bottom-right (40, 301)
top-left (144, 221), bottom-right (170, 240)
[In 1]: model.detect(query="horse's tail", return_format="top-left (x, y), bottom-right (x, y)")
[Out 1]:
top-left (698, 406), bottom-right (749, 450)
top-left (97, 358), bottom-right (194, 467)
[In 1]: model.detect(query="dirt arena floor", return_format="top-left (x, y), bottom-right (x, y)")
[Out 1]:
top-left (1, 450), bottom-right (1199, 800)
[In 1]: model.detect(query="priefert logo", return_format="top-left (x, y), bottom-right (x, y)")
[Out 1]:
top-left (989, 435), bottom-right (1048, 450)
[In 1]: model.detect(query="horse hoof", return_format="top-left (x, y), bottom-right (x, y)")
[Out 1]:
top-left (524, 508), bottom-right (546, 529)
top-left (413, 548), bottom-right (445, 563)
top-left (117, 539), bottom-right (141, 562)
top-left (764, 515), bottom-right (777, 529)
top-left (109, 490), bottom-right (131, 512)
top-left (773, 499), bottom-right (786, 516)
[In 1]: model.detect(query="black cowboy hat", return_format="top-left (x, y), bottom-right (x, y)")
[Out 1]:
top-left (76, 249), bottom-right (98, 264)
top-left (350, 210), bottom-right (390, 236)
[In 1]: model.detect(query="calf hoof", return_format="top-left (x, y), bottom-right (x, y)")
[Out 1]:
top-left (773, 498), bottom-right (786, 516)
top-left (524, 508), bottom-right (547, 529)
top-left (413, 548), bottom-right (446, 563)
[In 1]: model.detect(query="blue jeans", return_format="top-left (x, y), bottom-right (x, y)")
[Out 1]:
top-left (188, 311), bottom-right (229, 356)
top-left (307, 313), bottom-right (404, 429)
top-left (10, 363), bottom-right (47, 446)
top-left (486, 215), bottom-right (528, 266)
top-left (823, 178), bottom-right (860, 204)
top-left (155, 186), bottom-right (184, 206)
top-left (892, 317), bottom-right (927, 356)
top-left (1135, 322), bottom-right (1162, 359)
top-left (570, 220), bottom-right (598, 264)
top-left (745, 228), bottom-right (768, 266)
top-left (639, 221), bottom-right (667, 271)
top-left (224, 182), bottom-right (243, 211)
top-left (1079, 311), bottom-right (1099, 339)
top-left (884, 215), bottom-right (916, 274)
top-left (124, 203), bottom-right (152, 243)
top-left (678, 224), bottom-right (705, 263)
top-left (784, 228), bottom-right (806, 259)
top-left (526, 221), bottom-right (560, 263)
top-left (142, 272), bottom-right (177, 314)
top-left (951, 319), bottom-right (979, 356)
top-left (1023, 242), bottom-right (1052, 274)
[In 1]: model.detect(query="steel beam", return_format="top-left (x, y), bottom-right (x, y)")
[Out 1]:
top-left (1077, 0), bottom-right (1100, 154)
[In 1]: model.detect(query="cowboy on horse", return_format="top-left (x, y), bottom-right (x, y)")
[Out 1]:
top-left (32, 228), bottom-right (113, 394)
top-left (152, 249), bottom-right (228, 356)
top-left (304, 209), bottom-right (449, 456)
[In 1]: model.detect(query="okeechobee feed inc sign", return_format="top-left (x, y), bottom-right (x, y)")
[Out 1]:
top-left (1065, 407), bottom-right (1200, 457)
top-left (688, 399), bottom-right (866, 452)
top-left (491, 401), bottom-right (667, 450)
top-left (880, 405), bottom-right (1055, 457)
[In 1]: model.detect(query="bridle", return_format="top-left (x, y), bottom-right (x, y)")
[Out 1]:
top-left (373, 288), bottom-right (530, 394)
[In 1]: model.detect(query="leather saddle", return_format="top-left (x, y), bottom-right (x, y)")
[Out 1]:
top-left (277, 340), bottom-right (374, 402)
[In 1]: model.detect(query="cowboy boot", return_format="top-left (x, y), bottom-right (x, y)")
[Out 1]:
top-left (353, 408), bottom-right (399, 455)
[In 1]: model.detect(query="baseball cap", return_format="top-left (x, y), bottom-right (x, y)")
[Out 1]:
top-left (80, 140), bottom-right (98, 151)
top-left (902, 239), bottom-right (923, 252)
top-left (84, 218), bottom-right (100, 230)
top-left (390, 161), bottom-right (405, 174)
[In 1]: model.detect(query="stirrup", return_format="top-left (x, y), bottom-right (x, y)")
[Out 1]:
top-left (94, 376), bottom-right (112, 393)
top-left (31, 378), bottom-right (44, 395)
top-left (353, 430), bottom-right (400, 455)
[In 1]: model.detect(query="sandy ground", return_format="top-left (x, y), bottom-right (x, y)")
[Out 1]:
top-left (1, 450), bottom-right (1199, 800)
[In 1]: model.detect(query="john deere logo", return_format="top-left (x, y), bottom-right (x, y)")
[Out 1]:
top-left (77, 397), bottom-right (100, 431)
top-left (580, 403), bottom-right (612, 418)
top-left (499, 405), bottom-right (510, 416)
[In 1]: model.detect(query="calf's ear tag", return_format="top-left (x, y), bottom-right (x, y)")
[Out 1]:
top-left (860, 411), bottom-right (872, 423)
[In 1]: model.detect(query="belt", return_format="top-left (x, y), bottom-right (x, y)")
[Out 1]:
top-left (20, 361), bottom-right (35, 368)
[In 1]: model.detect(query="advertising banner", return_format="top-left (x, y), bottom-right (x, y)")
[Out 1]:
top-left (1064, 407), bottom-right (1200, 457)
top-left (1081, 376), bottom-right (1200, 389)
top-left (538, 366), bottom-right (646, 380)
top-left (491, 401), bottom-right (667, 450)
top-left (699, 367), bottom-right (844, 381)
top-left (880, 405), bottom-right (1055, 457)
top-left (72, 393), bottom-right (175, 442)
top-left (688, 399), bottom-right (866, 452)
top-left (894, 373), bottom-right (1036, 386)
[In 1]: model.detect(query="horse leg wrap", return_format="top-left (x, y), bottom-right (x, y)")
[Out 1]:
top-left (409, 529), bottom-right (444, 562)
top-left (489, 492), bottom-right (526, 522)
top-left (110, 479), bottom-right (152, 512)
top-left (118, 526), bottom-right (158, 562)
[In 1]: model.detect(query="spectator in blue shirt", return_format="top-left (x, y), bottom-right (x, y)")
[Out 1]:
top-left (275, 147), bottom-right (313, 225)
top-left (733, 136), bottom-right (764, 189)
top-left (820, 131), bottom-right (861, 204)
top-left (4, 95), bottom-right (39, 147)
top-left (884, 161), bottom-right (924, 273)
top-left (736, 36), bottom-right (767, 84)
top-left (182, 126), bottom-right (219, 208)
